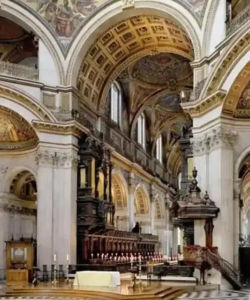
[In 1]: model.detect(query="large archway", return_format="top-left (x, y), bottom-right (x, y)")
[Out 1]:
top-left (67, 0), bottom-right (201, 88)
top-left (0, 105), bottom-right (39, 277)
top-left (112, 173), bottom-right (128, 231)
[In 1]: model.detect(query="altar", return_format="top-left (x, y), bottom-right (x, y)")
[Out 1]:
top-left (73, 271), bottom-right (121, 288)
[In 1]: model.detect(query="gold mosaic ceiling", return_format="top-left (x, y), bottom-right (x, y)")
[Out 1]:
top-left (0, 106), bottom-right (38, 150)
top-left (77, 15), bottom-right (194, 110)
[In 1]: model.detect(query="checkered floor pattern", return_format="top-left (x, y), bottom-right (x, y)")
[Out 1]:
top-left (177, 290), bottom-right (250, 300)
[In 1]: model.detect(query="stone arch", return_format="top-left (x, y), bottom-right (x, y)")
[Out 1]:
top-left (0, 84), bottom-right (56, 124)
top-left (200, 29), bottom-right (250, 100)
top-left (112, 173), bottom-right (127, 209)
top-left (134, 184), bottom-right (150, 215)
top-left (0, 0), bottom-right (64, 84)
top-left (9, 170), bottom-right (37, 202)
top-left (67, 0), bottom-right (201, 97)
top-left (235, 146), bottom-right (250, 180)
top-left (201, 0), bottom-right (221, 56)
top-left (221, 62), bottom-right (250, 118)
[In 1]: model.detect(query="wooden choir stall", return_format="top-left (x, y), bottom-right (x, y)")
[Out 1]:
top-left (77, 136), bottom-right (159, 270)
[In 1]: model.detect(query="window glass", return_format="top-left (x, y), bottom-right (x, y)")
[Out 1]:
top-left (156, 134), bottom-right (162, 163)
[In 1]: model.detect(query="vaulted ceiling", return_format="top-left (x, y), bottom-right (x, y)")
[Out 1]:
top-left (77, 15), bottom-right (194, 111)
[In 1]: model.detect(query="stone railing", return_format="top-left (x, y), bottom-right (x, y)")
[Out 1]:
top-left (103, 123), bottom-right (168, 183)
top-left (0, 61), bottom-right (39, 81)
top-left (227, 4), bottom-right (250, 35)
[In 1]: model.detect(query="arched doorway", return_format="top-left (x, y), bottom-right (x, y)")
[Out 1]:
top-left (0, 105), bottom-right (38, 279)
top-left (134, 186), bottom-right (150, 233)
top-left (9, 170), bottom-right (37, 240)
top-left (111, 173), bottom-right (128, 231)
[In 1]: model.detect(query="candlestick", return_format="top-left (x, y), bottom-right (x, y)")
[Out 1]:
top-left (66, 254), bottom-right (70, 284)
top-left (130, 256), bottom-right (133, 269)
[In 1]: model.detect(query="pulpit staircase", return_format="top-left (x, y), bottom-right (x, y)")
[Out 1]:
top-left (205, 248), bottom-right (241, 290)
top-left (184, 246), bottom-right (241, 290)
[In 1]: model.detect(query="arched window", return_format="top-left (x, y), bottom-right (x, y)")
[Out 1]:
top-left (137, 113), bottom-right (146, 148)
top-left (110, 82), bottom-right (122, 126)
top-left (156, 134), bottom-right (163, 163)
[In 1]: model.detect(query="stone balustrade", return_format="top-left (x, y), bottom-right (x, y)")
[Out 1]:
top-left (0, 61), bottom-right (39, 81)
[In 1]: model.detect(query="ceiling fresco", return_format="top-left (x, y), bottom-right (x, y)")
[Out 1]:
top-left (19, 0), bottom-right (207, 49)
top-left (22, 0), bottom-right (105, 47)
top-left (0, 106), bottom-right (38, 150)
top-left (131, 52), bottom-right (192, 87)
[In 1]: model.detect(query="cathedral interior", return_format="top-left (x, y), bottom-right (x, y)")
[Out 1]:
top-left (0, 0), bottom-right (250, 299)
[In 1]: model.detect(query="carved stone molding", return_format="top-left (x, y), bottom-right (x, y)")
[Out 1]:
top-left (182, 90), bottom-right (226, 118)
top-left (0, 198), bottom-right (36, 216)
top-left (205, 31), bottom-right (250, 97)
top-left (36, 149), bottom-right (79, 168)
top-left (122, 0), bottom-right (135, 9)
top-left (32, 120), bottom-right (87, 137)
top-left (192, 127), bottom-right (238, 155)
top-left (0, 85), bottom-right (56, 122)
top-left (0, 166), bottom-right (8, 175)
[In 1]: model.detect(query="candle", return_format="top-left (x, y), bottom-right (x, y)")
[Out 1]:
top-left (54, 254), bottom-right (57, 262)
top-left (66, 254), bottom-right (70, 262)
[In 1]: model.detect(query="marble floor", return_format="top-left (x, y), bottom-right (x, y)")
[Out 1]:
top-left (177, 290), bottom-right (250, 299)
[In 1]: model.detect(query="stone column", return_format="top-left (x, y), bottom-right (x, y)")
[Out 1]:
top-left (207, 127), bottom-right (237, 265)
top-left (36, 146), bottom-right (78, 267)
top-left (128, 173), bottom-right (135, 231)
top-left (150, 200), bottom-right (155, 234)
top-left (233, 179), bottom-right (241, 268)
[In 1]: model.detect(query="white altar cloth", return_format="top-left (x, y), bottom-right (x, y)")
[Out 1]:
top-left (73, 271), bottom-right (121, 287)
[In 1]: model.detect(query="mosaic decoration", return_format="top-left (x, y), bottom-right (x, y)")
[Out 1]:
top-left (237, 82), bottom-right (250, 109)
top-left (0, 106), bottom-right (38, 150)
top-left (19, 0), bottom-right (207, 48)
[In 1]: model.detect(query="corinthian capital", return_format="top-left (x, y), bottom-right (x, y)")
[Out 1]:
top-left (207, 127), bottom-right (237, 150)
top-left (36, 149), bottom-right (79, 168)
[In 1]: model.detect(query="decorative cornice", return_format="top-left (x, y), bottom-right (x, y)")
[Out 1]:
top-left (181, 90), bottom-right (226, 118)
top-left (0, 196), bottom-right (36, 215)
top-left (32, 120), bottom-right (89, 137)
top-left (192, 127), bottom-right (238, 155)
